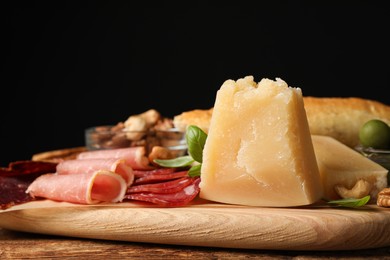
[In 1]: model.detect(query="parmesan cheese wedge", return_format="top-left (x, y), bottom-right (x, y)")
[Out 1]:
top-left (311, 135), bottom-right (388, 200)
top-left (199, 76), bottom-right (323, 207)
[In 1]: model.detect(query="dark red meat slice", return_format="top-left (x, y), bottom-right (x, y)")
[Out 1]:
top-left (124, 177), bottom-right (201, 207)
top-left (127, 176), bottom-right (194, 194)
top-left (134, 170), bottom-right (188, 184)
top-left (1, 160), bottom-right (58, 210)
top-left (0, 160), bottom-right (57, 178)
top-left (133, 168), bottom-right (176, 178)
top-left (0, 177), bottom-right (35, 210)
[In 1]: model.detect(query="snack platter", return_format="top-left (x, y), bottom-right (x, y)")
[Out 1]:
top-left (1, 142), bottom-right (388, 251)
top-left (2, 78), bottom-right (390, 251)
top-left (0, 197), bottom-right (389, 251)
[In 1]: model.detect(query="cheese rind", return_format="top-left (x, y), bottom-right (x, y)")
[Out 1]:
top-left (199, 76), bottom-right (323, 207)
top-left (311, 135), bottom-right (388, 200)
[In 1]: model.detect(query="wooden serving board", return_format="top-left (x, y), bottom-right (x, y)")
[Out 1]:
top-left (0, 199), bottom-right (389, 251)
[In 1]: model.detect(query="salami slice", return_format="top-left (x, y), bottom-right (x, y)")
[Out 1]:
top-left (132, 168), bottom-right (176, 178)
top-left (56, 158), bottom-right (134, 186)
top-left (124, 177), bottom-right (201, 207)
top-left (128, 176), bottom-right (194, 194)
top-left (26, 169), bottom-right (127, 204)
top-left (134, 170), bottom-right (188, 184)
top-left (77, 147), bottom-right (153, 170)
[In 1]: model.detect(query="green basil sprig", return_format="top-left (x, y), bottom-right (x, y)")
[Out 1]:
top-left (326, 195), bottom-right (370, 208)
top-left (153, 125), bottom-right (207, 177)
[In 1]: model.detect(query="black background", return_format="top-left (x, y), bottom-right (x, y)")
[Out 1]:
top-left (3, 1), bottom-right (389, 166)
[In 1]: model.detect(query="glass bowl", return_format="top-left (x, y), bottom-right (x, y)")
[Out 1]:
top-left (85, 125), bottom-right (187, 156)
top-left (355, 145), bottom-right (390, 183)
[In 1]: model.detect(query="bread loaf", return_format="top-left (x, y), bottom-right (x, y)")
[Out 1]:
top-left (173, 108), bottom-right (213, 134)
top-left (173, 97), bottom-right (390, 148)
top-left (304, 97), bottom-right (390, 147)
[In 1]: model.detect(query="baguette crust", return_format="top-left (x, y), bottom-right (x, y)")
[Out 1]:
top-left (303, 97), bottom-right (390, 147)
top-left (32, 146), bottom-right (87, 163)
top-left (173, 97), bottom-right (390, 148)
top-left (173, 108), bottom-right (214, 134)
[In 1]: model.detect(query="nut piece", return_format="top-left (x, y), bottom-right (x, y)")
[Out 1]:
top-left (124, 116), bottom-right (147, 140)
top-left (124, 109), bottom-right (162, 141)
top-left (138, 109), bottom-right (161, 127)
top-left (148, 146), bottom-right (177, 165)
top-left (334, 179), bottom-right (372, 199)
top-left (377, 188), bottom-right (390, 207)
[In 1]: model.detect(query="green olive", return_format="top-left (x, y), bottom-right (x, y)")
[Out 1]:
top-left (359, 119), bottom-right (390, 149)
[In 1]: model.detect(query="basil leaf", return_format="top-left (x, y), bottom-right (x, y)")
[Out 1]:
top-left (153, 125), bottom-right (207, 178)
top-left (186, 125), bottom-right (207, 163)
top-left (188, 164), bottom-right (202, 177)
top-left (153, 155), bottom-right (194, 168)
top-left (327, 195), bottom-right (370, 208)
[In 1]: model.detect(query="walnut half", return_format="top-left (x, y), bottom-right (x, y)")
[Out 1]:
top-left (377, 188), bottom-right (390, 207)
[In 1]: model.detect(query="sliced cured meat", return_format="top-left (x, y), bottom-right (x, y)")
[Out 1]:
top-left (133, 167), bottom-right (176, 178)
top-left (26, 169), bottom-right (127, 204)
top-left (128, 176), bottom-right (194, 194)
top-left (134, 170), bottom-right (188, 184)
top-left (125, 177), bottom-right (201, 206)
top-left (0, 177), bottom-right (35, 210)
top-left (1, 160), bottom-right (58, 210)
top-left (56, 158), bottom-right (134, 186)
top-left (77, 147), bottom-right (153, 170)
top-left (0, 160), bottom-right (58, 178)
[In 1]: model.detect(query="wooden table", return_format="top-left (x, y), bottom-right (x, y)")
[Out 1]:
top-left (1, 228), bottom-right (389, 259)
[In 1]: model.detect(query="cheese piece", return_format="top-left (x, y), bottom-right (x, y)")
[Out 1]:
top-left (199, 76), bottom-right (323, 207)
top-left (311, 135), bottom-right (388, 200)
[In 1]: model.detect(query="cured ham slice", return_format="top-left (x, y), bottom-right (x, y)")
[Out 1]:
top-left (77, 147), bottom-right (153, 170)
top-left (26, 169), bottom-right (127, 204)
top-left (125, 177), bottom-right (201, 207)
top-left (56, 158), bottom-right (134, 186)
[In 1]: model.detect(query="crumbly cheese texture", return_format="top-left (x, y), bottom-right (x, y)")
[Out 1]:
top-left (311, 135), bottom-right (388, 200)
top-left (199, 76), bottom-right (323, 207)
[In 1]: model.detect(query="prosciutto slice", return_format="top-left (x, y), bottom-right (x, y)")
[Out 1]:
top-left (26, 169), bottom-right (127, 204)
top-left (56, 158), bottom-right (134, 186)
top-left (77, 147), bottom-right (153, 170)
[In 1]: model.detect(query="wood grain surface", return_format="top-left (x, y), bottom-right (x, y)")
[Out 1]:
top-left (1, 199), bottom-right (389, 251)
top-left (2, 228), bottom-right (390, 259)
